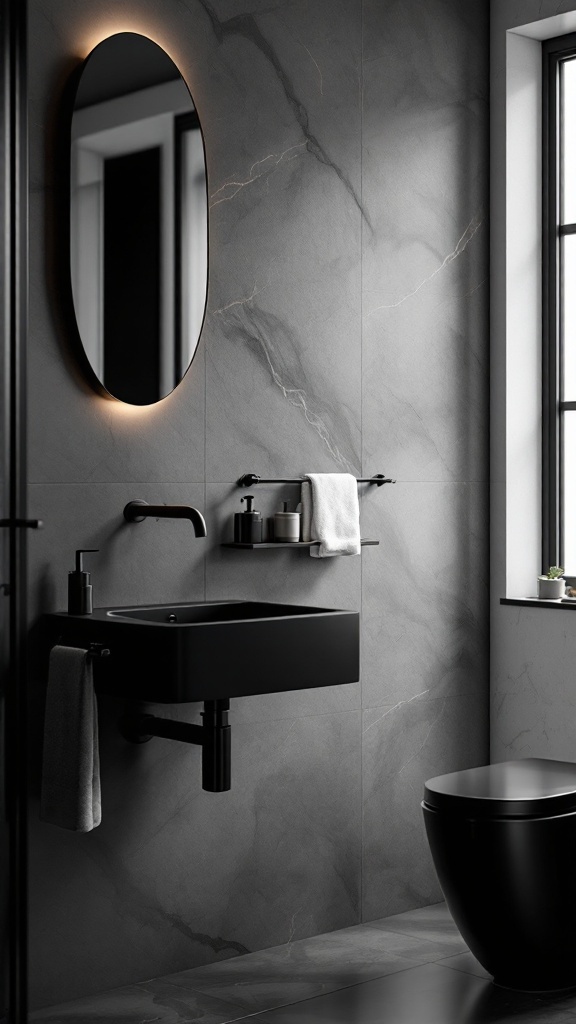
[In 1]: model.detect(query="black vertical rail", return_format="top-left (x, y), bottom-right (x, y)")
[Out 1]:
top-left (542, 32), bottom-right (576, 577)
top-left (542, 40), bottom-right (561, 574)
top-left (2, 0), bottom-right (28, 1020)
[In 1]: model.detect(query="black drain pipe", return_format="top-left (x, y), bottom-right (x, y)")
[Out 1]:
top-left (120, 700), bottom-right (231, 792)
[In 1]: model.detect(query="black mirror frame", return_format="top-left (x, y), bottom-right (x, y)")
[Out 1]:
top-left (63, 32), bottom-right (209, 406)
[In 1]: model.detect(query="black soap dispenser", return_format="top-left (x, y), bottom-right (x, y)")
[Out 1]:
top-left (234, 495), bottom-right (263, 544)
top-left (68, 549), bottom-right (99, 614)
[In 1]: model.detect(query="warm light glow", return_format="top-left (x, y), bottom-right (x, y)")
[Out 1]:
top-left (81, 25), bottom-right (147, 57)
top-left (97, 392), bottom-right (175, 419)
top-left (80, 26), bottom-right (180, 70)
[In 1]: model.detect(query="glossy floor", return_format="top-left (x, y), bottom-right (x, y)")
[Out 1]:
top-left (31, 903), bottom-right (576, 1023)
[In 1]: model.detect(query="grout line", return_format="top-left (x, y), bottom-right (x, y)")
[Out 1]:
top-left (365, 923), bottom-right (467, 948)
top-left (27, 481), bottom-right (208, 488)
top-left (26, 479), bottom-right (490, 487)
top-left (359, 0), bottom-right (365, 931)
top-left (432, 956), bottom-right (490, 979)
top-left (204, 316), bottom-right (208, 604)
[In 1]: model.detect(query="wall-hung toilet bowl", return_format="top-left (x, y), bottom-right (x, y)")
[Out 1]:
top-left (422, 758), bottom-right (576, 992)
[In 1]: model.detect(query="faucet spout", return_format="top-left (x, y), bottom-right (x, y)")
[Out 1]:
top-left (123, 500), bottom-right (207, 537)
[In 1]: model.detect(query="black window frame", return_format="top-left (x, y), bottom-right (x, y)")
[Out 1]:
top-left (543, 32), bottom-right (576, 584)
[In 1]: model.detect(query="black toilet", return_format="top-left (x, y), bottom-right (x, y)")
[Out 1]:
top-left (423, 757), bottom-right (576, 992)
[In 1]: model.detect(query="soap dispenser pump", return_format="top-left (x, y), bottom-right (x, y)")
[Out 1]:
top-left (234, 495), bottom-right (263, 544)
top-left (68, 549), bottom-right (99, 615)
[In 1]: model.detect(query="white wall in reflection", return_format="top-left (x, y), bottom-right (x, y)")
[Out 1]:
top-left (71, 78), bottom-right (206, 399)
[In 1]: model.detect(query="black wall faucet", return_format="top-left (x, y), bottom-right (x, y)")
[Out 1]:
top-left (123, 500), bottom-right (207, 537)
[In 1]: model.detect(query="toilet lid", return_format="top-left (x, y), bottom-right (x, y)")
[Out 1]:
top-left (424, 758), bottom-right (576, 818)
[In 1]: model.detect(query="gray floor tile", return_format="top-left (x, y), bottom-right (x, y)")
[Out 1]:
top-left (163, 942), bottom-right (418, 1015)
top-left (138, 977), bottom-right (257, 1023)
top-left (365, 901), bottom-right (469, 955)
top-left (273, 920), bottom-right (451, 965)
top-left (239, 963), bottom-right (576, 1024)
top-left (151, 909), bottom-right (469, 1017)
top-left (548, 989), bottom-right (576, 1016)
top-left (368, 900), bottom-right (456, 931)
top-left (28, 980), bottom-right (245, 1023)
top-left (38, 902), bottom-right (576, 1024)
top-left (436, 950), bottom-right (492, 980)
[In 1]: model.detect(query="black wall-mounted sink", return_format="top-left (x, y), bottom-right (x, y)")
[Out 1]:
top-left (44, 601), bottom-right (359, 703)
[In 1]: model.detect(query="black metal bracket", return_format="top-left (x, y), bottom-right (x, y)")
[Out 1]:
top-left (0, 518), bottom-right (43, 528)
top-left (87, 643), bottom-right (110, 659)
top-left (120, 700), bottom-right (231, 793)
top-left (238, 473), bottom-right (395, 487)
top-left (54, 637), bottom-right (110, 660)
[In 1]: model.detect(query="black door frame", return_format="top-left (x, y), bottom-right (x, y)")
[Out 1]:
top-left (2, 0), bottom-right (29, 1020)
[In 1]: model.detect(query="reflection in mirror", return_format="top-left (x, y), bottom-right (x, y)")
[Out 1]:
top-left (70, 33), bottom-right (207, 405)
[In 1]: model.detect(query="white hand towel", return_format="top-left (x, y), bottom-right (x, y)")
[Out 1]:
top-left (40, 645), bottom-right (102, 832)
top-left (302, 473), bottom-right (361, 557)
top-left (300, 480), bottom-right (313, 542)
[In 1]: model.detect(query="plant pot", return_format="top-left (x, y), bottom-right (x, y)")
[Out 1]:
top-left (537, 577), bottom-right (565, 600)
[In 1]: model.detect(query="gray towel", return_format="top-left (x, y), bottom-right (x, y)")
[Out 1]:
top-left (40, 645), bottom-right (102, 832)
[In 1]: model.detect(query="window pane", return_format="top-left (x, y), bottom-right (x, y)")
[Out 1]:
top-left (563, 235), bottom-right (576, 399)
top-left (563, 57), bottom-right (576, 224)
top-left (563, 412), bottom-right (576, 573)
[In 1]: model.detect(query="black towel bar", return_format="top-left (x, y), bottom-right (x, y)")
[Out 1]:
top-left (237, 473), bottom-right (395, 487)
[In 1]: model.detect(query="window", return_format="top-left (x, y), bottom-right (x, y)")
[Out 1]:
top-left (543, 33), bottom-right (576, 582)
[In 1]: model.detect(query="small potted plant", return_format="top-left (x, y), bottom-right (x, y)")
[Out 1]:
top-left (537, 565), bottom-right (565, 600)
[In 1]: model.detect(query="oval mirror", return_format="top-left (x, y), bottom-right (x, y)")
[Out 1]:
top-left (70, 32), bottom-right (207, 405)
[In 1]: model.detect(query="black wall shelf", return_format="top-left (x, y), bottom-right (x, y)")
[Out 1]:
top-left (222, 539), bottom-right (379, 550)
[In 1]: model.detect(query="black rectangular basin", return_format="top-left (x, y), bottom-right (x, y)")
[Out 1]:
top-left (44, 601), bottom-right (359, 703)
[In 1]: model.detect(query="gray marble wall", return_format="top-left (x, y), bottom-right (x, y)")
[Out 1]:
top-left (27, 0), bottom-right (489, 1009)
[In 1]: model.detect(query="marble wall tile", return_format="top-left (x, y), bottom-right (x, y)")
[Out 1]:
top-left (361, 482), bottom-right (489, 709)
top-left (27, 482), bottom-right (207, 619)
top-left (204, 284), bottom-right (362, 482)
top-left (359, 0), bottom-right (489, 935)
top-left (26, 0), bottom-right (489, 1009)
top-left (493, 0), bottom-right (576, 30)
top-left (29, 709), bottom-right (361, 1007)
top-left (361, 0), bottom-right (489, 486)
top-left (204, 0), bottom-right (362, 482)
top-left (491, 605), bottom-right (576, 763)
top-left (361, 694), bottom-right (488, 922)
